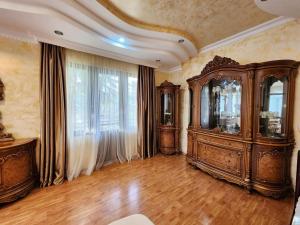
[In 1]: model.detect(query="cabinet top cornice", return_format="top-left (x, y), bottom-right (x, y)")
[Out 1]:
top-left (187, 56), bottom-right (299, 83)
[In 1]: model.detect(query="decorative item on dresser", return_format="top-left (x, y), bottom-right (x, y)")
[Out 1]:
top-left (156, 80), bottom-right (180, 154)
top-left (0, 78), bottom-right (13, 142)
top-left (186, 56), bottom-right (299, 198)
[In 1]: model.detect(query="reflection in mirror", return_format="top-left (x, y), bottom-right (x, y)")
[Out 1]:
top-left (259, 76), bottom-right (287, 137)
top-left (200, 79), bottom-right (241, 134)
top-left (160, 93), bottom-right (173, 125)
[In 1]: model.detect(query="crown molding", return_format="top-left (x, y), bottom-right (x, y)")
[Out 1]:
top-left (158, 65), bottom-right (182, 73)
top-left (200, 16), bottom-right (294, 53)
top-left (0, 28), bottom-right (38, 44)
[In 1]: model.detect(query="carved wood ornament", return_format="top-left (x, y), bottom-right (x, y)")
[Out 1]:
top-left (187, 56), bottom-right (299, 198)
top-left (200, 55), bottom-right (240, 76)
top-left (0, 78), bottom-right (13, 142)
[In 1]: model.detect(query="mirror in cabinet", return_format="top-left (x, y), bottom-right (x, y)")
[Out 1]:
top-left (200, 79), bottom-right (241, 134)
top-left (259, 76), bottom-right (288, 138)
top-left (156, 81), bottom-right (180, 154)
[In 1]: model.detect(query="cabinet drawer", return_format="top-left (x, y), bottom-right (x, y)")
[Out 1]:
top-left (197, 134), bottom-right (244, 150)
top-left (197, 142), bottom-right (243, 176)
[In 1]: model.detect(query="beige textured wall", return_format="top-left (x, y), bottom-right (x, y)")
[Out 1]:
top-left (155, 70), bottom-right (171, 85)
top-left (156, 19), bottom-right (300, 186)
top-left (0, 36), bottom-right (40, 138)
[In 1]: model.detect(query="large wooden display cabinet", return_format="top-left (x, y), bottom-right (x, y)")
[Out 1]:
top-left (186, 56), bottom-right (299, 198)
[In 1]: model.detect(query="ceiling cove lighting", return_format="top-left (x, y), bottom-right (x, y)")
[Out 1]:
top-left (111, 41), bottom-right (126, 49)
top-left (118, 37), bottom-right (125, 43)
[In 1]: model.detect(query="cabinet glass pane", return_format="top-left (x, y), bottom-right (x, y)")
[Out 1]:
top-left (160, 93), bottom-right (174, 125)
top-left (201, 85), bottom-right (210, 128)
top-left (200, 79), bottom-right (241, 134)
top-left (259, 76), bottom-right (287, 137)
top-left (189, 88), bottom-right (193, 126)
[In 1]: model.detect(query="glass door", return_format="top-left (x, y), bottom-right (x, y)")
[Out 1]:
top-left (259, 76), bottom-right (288, 138)
top-left (160, 92), bottom-right (174, 125)
top-left (189, 88), bottom-right (193, 126)
top-left (200, 79), bottom-right (242, 134)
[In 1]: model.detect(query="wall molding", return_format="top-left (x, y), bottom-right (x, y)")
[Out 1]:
top-left (200, 16), bottom-right (294, 53)
top-left (0, 28), bottom-right (38, 44)
top-left (158, 65), bottom-right (182, 73)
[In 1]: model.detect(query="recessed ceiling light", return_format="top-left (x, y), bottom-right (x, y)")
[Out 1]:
top-left (178, 39), bottom-right (184, 43)
top-left (54, 30), bottom-right (63, 36)
top-left (118, 37), bottom-right (125, 43)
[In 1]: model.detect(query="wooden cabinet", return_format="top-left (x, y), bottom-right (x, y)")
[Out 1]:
top-left (187, 56), bottom-right (299, 198)
top-left (156, 81), bottom-right (180, 154)
top-left (0, 138), bottom-right (37, 203)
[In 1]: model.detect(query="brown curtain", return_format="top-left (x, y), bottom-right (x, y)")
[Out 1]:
top-left (137, 65), bottom-right (157, 158)
top-left (38, 43), bottom-right (67, 187)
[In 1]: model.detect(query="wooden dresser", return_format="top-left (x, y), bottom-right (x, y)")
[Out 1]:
top-left (187, 56), bottom-right (299, 198)
top-left (0, 138), bottom-right (37, 203)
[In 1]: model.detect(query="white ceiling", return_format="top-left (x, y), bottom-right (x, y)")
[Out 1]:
top-left (255, 0), bottom-right (300, 18)
top-left (0, 0), bottom-right (197, 71)
top-left (0, 0), bottom-right (298, 72)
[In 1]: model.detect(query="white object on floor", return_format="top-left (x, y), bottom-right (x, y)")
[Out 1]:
top-left (108, 214), bottom-right (155, 225)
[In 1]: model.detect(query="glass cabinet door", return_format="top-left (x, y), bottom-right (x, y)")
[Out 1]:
top-left (160, 92), bottom-right (174, 125)
top-left (259, 76), bottom-right (288, 138)
top-left (200, 85), bottom-right (210, 128)
top-left (189, 88), bottom-right (193, 126)
top-left (200, 79), bottom-right (241, 134)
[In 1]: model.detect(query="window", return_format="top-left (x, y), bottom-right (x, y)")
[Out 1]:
top-left (66, 58), bottom-right (137, 136)
top-left (65, 50), bottom-right (139, 180)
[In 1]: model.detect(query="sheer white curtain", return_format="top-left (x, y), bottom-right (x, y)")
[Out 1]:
top-left (66, 50), bottom-right (138, 181)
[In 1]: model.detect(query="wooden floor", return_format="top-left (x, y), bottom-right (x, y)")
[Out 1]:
top-left (0, 154), bottom-right (294, 225)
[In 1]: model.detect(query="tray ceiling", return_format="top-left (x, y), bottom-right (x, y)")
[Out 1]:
top-left (0, 0), bottom-right (284, 71)
top-left (0, 0), bottom-right (197, 71)
top-left (102, 0), bottom-right (276, 48)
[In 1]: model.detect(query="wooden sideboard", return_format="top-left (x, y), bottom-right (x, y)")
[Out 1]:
top-left (187, 56), bottom-right (299, 198)
top-left (0, 138), bottom-right (37, 203)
